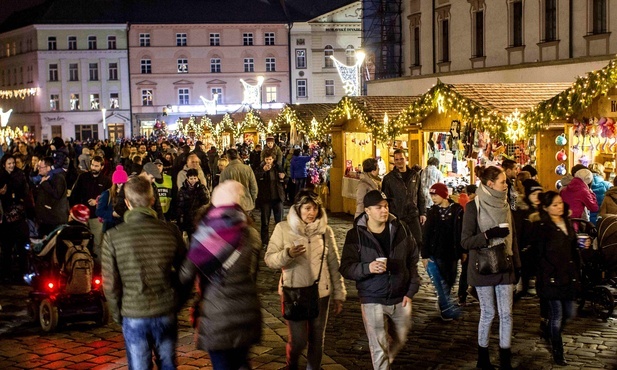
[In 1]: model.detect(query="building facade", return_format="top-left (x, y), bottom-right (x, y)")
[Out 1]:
top-left (368, 0), bottom-right (617, 96)
top-left (0, 24), bottom-right (130, 141)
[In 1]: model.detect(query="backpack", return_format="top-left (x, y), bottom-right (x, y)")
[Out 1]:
top-left (62, 238), bottom-right (94, 294)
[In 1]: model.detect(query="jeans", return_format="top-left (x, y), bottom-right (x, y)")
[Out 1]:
top-left (260, 200), bottom-right (283, 245)
top-left (361, 300), bottom-right (412, 370)
top-left (548, 300), bottom-right (575, 341)
top-left (286, 296), bottom-right (330, 370)
top-left (433, 258), bottom-right (457, 294)
top-left (122, 314), bottom-right (178, 370)
top-left (476, 284), bottom-right (514, 349)
top-left (457, 257), bottom-right (469, 302)
top-left (208, 347), bottom-right (251, 370)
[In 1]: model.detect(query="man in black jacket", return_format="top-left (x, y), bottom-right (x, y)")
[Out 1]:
top-left (254, 152), bottom-right (285, 246)
top-left (34, 157), bottom-right (70, 237)
top-left (340, 190), bottom-right (420, 370)
top-left (382, 149), bottom-right (426, 249)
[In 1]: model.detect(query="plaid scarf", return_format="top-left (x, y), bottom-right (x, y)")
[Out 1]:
top-left (187, 205), bottom-right (247, 276)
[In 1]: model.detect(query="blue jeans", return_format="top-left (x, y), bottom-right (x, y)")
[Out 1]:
top-left (122, 314), bottom-right (178, 370)
top-left (286, 296), bottom-right (330, 370)
top-left (548, 300), bottom-right (575, 341)
top-left (476, 284), bottom-right (514, 349)
top-left (208, 347), bottom-right (251, 370)
top-left (260, 200), bottom-right (283, 245)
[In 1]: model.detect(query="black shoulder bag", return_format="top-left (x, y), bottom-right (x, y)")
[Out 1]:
top-left (281, 234), bottom-right (327, 321)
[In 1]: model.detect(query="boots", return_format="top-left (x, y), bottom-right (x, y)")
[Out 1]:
top-left (476, 346), bottom-right (495, 370)
top-left (551, 338), bottom-right (568, 366)
top-left (499, 347), bottom-right (512, 370)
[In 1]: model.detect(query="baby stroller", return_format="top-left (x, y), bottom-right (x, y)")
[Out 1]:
top-left (25, 223), bottom-right (109, 332)
top-left (575, 217), bottom-right (617, 320)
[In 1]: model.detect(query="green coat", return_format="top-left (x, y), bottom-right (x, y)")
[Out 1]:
top-left (219, 159), bottom-right (258, 211)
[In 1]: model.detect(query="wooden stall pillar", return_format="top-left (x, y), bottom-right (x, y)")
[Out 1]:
top-left (536, 128), bottom-right (565, 191)
top-left (329, 128), bottom-right (344, 213)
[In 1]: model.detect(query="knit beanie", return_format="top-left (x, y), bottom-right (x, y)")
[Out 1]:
top-left (429, 183), bottom-right (449, 199)
top-left (522, 179), bottom-right (543, 198)
top-left (575, 168), bottom-right (593, 185)
top-left (112, 165), bottom-right (129, 184)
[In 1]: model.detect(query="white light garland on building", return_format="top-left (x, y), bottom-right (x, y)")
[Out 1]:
top-left (331, 52), bottom-right (365, 96)
top-left (240, 76), bottom-right (264, 107)
top-left (0, 87), bottom-right (38, 100)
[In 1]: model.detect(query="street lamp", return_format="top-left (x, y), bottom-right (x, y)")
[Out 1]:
top-left (101, 108), bottom-right (107, 140)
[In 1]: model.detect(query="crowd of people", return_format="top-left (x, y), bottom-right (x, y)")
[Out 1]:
top-left (0, 134), bottom-right (611, 369)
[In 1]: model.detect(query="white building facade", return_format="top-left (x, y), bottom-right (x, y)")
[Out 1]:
top-left (0, 24), bottom-right (131, 141)
top-left (368, 0), bottom-right (617, 96)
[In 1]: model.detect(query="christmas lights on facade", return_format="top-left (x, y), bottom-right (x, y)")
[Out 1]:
top-left (240, 76), bottom-right (265, 108)
top-left (331, 51), bottom-right (365, 96)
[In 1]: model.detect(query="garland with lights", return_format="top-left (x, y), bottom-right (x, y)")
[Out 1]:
top-left (275, 105), bottom-right (331, 142)
top-left (182, 116), bottom-right (204, 138)
top-left (0, 87), bottom-right (38, 100)
top-left (256, 119), bottom-right (280, 135)
top-left (324, 97), bottom-right (390, 142)
top-left (242, 109), bottom-right (264, 128)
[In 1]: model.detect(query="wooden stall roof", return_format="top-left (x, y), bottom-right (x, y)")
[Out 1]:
top-left (350, 96), bottom-right (420, 120)
top-left (449, 83), bottom-right (572, 115)
top-left (287, 103), bottom-right (337, 123)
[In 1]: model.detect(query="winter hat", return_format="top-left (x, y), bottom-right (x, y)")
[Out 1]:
top-left (70, 204), bottom-right (90, 223)
top-left (575, 168), bottom-right (594, 185)
top-left (143, 162), bottom-right (162, 180)
top-left (521, 164), bottom-right (537, 178)
top-left (522, 179), bottom-right (543, 197)
top-left (429, 183), bottom-right (449, 200)
top-left (112, 165), bottom-right (129, 184)
top-left (266, 135), bottom-right (275, 142)
top-left (571, 164), bottom-right (588, 177)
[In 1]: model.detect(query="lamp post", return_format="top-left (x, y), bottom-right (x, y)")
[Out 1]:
top-left (101, 108), bottom-right (107, 140)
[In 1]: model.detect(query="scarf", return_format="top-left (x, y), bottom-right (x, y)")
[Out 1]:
top-left (476, 183), bottom-right (513, 255)
top-left (187, 205), bottom-right (247, 277)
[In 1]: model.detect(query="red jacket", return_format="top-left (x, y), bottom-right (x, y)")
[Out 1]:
top-left (560, 177), bottom-right (598, 219)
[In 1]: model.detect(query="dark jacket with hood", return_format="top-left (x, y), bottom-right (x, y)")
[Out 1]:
top-left (176, 180), bottom-right (209, 232)
top-left (382, 166), bottom-right (426, 221)
top-left (422, 200), bottom-right (464, 260)
top-left (255, 162), bottom-right (285, 206)
top-left (339, 213), bottom-right (421, 304)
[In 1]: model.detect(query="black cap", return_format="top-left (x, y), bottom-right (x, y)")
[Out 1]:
top-left (364, 190), bottom-right (390, 208)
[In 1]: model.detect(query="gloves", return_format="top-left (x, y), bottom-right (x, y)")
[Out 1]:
top-left (484, 226), bottom-right (510, 239)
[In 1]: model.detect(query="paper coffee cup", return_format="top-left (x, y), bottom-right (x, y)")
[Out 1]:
top-left (577, 234), bottom-right (590, 249)
top-left (376, 257), bottom-right (388, 264)
top-left (499, 223), bottom-right (509, 228)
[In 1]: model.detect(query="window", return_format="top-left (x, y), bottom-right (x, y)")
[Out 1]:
top-left (49, 94), bottom-right (59, 111)
top-left (296, 49), bottom-right (306, 69)
top-left (88, 36), bottom-right (97, 50)
top-left (324, 45), bottom-right (334, 67)
top-left (511, 1), bottom-right (523, 46)
top-left (27, 65), bottom-right (33, 83)
top-left (109, 93), bottom-right (120, 109)
top-left (243, 33), bottom-right (253, 46)
top-left (473, 10), bottom-right (484, 57)
top-left (244, 58), bottom-right (254, 72)
top-left (70, 93), bottom-right (80, 110)
top-left (592, 0), bottom-right (607, 34)
top-left (68, 36), bottom-right (77, 50)
top-left (69, 63), bottom-right (79, 81)
top-left (265, 86), bottom-right (277, 102)
top-left (51, 125), bottom-right (62, 138)
top-left (89, 63), bottom-right (99, 81)
top-left (5, 43), bottom-right (9, 57)
top-left (178, 88), bottom-right (190, 105)
top-left (48, 64), bottom-right (58, 81)
top-left (325, 79), bottom-right (334, 96)
top-left (108, 62), bottom-right (118, 80)
top-left (176, 33), bottom-right (187, 46)
top-left (296, 79), bottom-right (307, 98)
top-left (75, 124), bottom-right (98, 141)
top-left (413, 26), bottom-right (421, 66)
top-left (1, 70), bottom-right (4, 86)
top-left (346, 46), bottom-right (356, 65)
top-left (177, 58), bottom-right (188, 73)
top-left (12, 68), bottom-right (16, 85)
top-left (142, 89), bottom-right (153, 106)
top-left (141, 59), bottom-right (151, 74)
top-left (211, 88), bottom-right (222, 103)
top-left (210, 58), bottom-right (221, 73)
top-left (48, 36), bottom-right (57, 50)
top-left (266, 57), bottom-right (276, 72)
top-left (90, 93), bottom-right (100, 109)
top-left (107, 35), bottom-right (117, 49)
top-left (139, 33), bottom-right (150, 47)
top-left (440, 19), bottom-right (450, 62)
top-left (265, 32), bottom-right (275, 45)
top-left (210, 33), bottom-right (220, 46)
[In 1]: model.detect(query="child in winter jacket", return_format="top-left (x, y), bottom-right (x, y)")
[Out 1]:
top-left (176, 169), bottom-right (209, 237)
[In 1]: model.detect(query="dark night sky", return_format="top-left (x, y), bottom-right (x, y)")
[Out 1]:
top-left (0, 0), bottom-right (47, 25)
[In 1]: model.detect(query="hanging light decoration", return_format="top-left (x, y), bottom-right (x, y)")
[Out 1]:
top-left (331, 51), bottom-right (365, 96)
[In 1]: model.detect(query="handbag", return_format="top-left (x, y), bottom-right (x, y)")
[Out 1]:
top-left (475, 243), bottom-right (511, 275)
top-left (281, 234), bottom-right (327, 321)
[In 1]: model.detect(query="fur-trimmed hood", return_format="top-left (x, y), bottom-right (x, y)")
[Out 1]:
top-left (287, 203), bottom-right (328, 238)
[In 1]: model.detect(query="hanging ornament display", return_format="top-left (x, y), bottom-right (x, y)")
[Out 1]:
top-left (555, 133), bottom-right (567, 146)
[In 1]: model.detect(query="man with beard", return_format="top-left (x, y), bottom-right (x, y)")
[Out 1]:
top-left (69, 155), bottom-right (111, 261)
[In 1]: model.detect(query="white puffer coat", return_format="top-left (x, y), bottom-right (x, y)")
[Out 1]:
top-left (264, 206), bottom-right (346, 301)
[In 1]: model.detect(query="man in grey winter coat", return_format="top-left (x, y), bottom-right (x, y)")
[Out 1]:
top-left (220, 148), bottom-right (258, 212)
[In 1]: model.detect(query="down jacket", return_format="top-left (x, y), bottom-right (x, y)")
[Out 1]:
top-left (560, 177), bottom-right (598, 220)
top-left (219, 159), bottom-right (258, 211)
top-left (339, 214), bottom-right (421, 304)
top-left (264, 205), bottom-right (346, 302)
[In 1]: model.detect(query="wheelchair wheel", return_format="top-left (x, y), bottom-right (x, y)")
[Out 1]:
top-left (96, 300), bottom-right (110, 326)
top-left (591, 286), bottom-right (615, 321)
top-left (39, 299), bottom-right (59, 332)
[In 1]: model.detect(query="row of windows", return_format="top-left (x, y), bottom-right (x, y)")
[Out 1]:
top-left (138, 32), bottom-right (276, 47)
top-left (140, 57), bottom-right (277, 74)
top-left (139, 85), bottom-right (282, 107)
top-left (47, 36), bottom-right (117, 51)
top-left (49, 92), bottom-right (120, 111)
top-left (1, 66), bottom-right (34, 86)
top-left (294, 79), bottom-right (335, 99)
top-left (294, 46), bottom-right (356, 69)
top-left (47, 62), bottom-right (119, 82)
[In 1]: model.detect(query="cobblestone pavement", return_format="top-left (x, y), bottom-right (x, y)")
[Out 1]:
top-left (1, 210), bottom-right (617, 369)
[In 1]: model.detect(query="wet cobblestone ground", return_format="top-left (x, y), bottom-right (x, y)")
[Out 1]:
top-left (1, 210), bottom-right (617, 369)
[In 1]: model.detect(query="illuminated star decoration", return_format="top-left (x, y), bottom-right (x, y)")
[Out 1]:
top-left (504, 109), bottom-right (525, 143)
top-left (331, 52), bottom-right (365, 96)
top-left (0, 108), bottom-right (12, 127)
top-left (200, 94), bottom-right (218, 115)
top-left (240, 76), bottom-right (264, 107)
